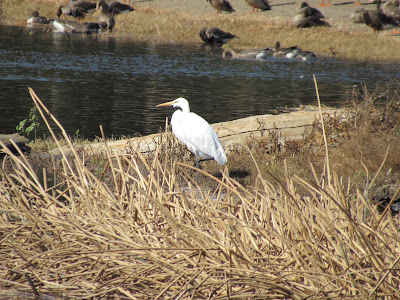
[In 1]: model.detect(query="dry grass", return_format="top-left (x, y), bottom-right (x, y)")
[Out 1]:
top-left (0, 87), bottom-right (400, 298)
top-left (2, 0), bottom-right (400, 62)
top-left (220, 81), bottom-right (400, 193)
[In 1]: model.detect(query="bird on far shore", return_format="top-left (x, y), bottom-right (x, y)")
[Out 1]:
top-left (96, 0), bottom-right (116, 32)
top-left (199, 27), bottom-right (237, 45)
top-left (156, 98), bottom-right (227, 180)
top-left (383, 0), bottom-right (400, 33)
top-left (294, 15), bottom-right (331, 27)
top-left (272, 41), bottom-right (301, 59)
top-left (294, 2), bottom-right (330, 27)
top-left (245, 0), bottom-right (271, 12)
top-left (103, 1), bottom-right (135, 15)
top-left (350, 0), bottom-right (400, 32)
top-left (206, 0), bottom-right (235, 13)
top-left (52, 19), bottom-right (101, 34)
top-left (56, 0), bottom-right (97, 21)
top-left (222, 47), bottom-right (274, 59)
top-left (296, 50), bottom-right (317, 61)
top-left (27, 11), bottom-right (51, 24)
top-left (296, 2), bottom-right (325, 18)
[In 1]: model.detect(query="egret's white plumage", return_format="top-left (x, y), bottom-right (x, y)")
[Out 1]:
top-left (156, 98), bottom-right (227, 167)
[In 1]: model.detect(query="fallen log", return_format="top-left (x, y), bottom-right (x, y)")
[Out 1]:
top-left (33, 106), bottom-right (343, 160)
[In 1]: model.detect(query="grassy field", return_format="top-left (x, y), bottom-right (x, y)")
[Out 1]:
top-left (1, 0), bottom-right (400, 62)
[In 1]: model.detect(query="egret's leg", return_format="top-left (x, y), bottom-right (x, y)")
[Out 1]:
top-left (195, 158), bottom-right (199, 181)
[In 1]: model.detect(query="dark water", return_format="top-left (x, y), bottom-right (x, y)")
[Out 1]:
top-left (1, 25), bottom-right (399, 139)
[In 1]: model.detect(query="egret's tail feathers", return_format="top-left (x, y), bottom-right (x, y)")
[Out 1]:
top-left (215, 147), bottom-right (227, 165)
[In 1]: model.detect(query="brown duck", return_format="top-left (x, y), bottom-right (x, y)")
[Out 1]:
top-left (352, 0), bottom-right (400, 32)
top-left (199, 27), bottom-right (237, 45)
top-left (96, 0), bottom-right (116, 32)
top-left (56, 1), bottom-right (97, 21)
top-left (245, 0), bottom-right (271, 12)
top-left (206, 0), bottom-right (235, 13)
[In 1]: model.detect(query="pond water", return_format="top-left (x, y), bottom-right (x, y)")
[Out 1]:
top-left (1, 24), bottom-right (399, 139)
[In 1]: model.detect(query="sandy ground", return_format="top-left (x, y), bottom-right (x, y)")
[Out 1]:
top-left (135, 0), bottom-right (377, 32)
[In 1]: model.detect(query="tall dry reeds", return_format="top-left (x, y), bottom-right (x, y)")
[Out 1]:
top-left (0, 88), bottom-right (399, 299)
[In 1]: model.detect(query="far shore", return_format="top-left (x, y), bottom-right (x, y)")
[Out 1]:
top-left (1, 0), bottom-right (400, 62)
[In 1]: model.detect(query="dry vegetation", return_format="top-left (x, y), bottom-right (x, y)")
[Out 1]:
top-left (1, 82), bottom-right (400, 299)
top-left (2, 0), bottom-right (400, 62)
top-left (1, 1), bottom-right (400, 298)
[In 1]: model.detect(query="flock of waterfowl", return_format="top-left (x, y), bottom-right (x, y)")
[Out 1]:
top-left (204, 0), bottom-right (400, 31)
top-left (27, 0), bottom-right (135, 34)
top-left (207, 0), bottom-right (271, 13)
top-left (222, 41), bottom-right (317, 61)
top-left (200, 0), bottom-right (400, 61)
top-left (26, 0), bottom-right (400, 61)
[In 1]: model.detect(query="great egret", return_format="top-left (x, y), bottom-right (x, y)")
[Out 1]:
top-left (156, 98), bottom-right (227, 172)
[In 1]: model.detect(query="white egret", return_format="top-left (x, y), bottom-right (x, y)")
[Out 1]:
top-left (156, 98), bottom-right (227, 172)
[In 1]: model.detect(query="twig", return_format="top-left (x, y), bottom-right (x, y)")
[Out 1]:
top-left (25, 273), bottom-right (39, 297)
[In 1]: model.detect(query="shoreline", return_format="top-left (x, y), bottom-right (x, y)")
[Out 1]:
top-left (1, 0), bottom-right (400, 62)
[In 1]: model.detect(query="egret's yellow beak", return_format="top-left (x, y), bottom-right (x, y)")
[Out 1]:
top-left (156, 100), bottom-right (175, 108)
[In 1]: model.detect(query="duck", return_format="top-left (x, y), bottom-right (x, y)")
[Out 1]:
top-left (52, 19), bottom-right (101, 34)
top-left (383, 0), bottom-right (400, 18)
top-left (272, 41), bottom-right (302, 59)
top-left (352, 0), bottom-right (400, 32)
top-left (296, 2), bottom-right (325, 19)
top-left (206, 0), bottom-right (235, 13)
top-left (350, 9), bottom-right (366, 23)
top-left (294, 2), bottom-right (330, 27)
top-left (27, 11), bottom-right (51, 24)
top-left (222, 47), bottom-right (274, 60)
top-left (245, 0), bottom-right (271, 12)
top-left (199, 27), bottom-right (238, 45)
top-left (56, 1), bottom-right (97, 21)
top-left (96, 0), bottom-right (116, 32)
top-left (294, 15), bottom-right (331, 27)
top-left (296, 50), bottom-right (317, 61)
top-left (383, 0), bottom-right (400, 32)
top-left (98, 1), bottom-right (135, 16)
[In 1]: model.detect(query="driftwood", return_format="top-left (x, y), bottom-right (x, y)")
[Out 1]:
top-left (33, 106), bottom-right (343, 160)
top-left (0, 134), bottom-right (30, 157)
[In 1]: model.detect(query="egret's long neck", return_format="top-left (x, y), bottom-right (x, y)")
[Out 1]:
top-left (180, 101), bottom-right (190, 113)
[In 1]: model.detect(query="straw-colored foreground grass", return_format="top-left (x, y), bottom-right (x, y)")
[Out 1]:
top-left (2, 0), bottom-right (400, 62)
top-left (0, 89), bottom-right (399, 298)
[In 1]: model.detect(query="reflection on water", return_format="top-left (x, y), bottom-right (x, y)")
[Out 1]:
top-left (1, 25), bottom-right (399, 139)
